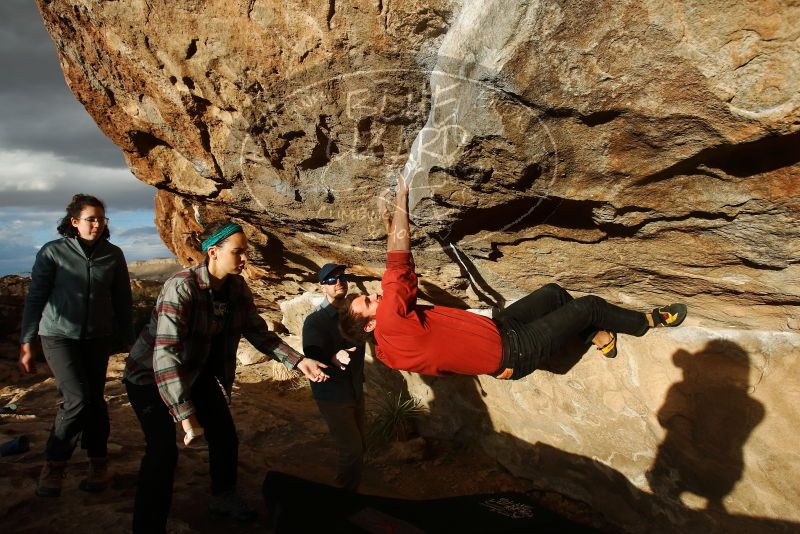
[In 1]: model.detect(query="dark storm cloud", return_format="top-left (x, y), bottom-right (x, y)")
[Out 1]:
top-left (0, 2), bottom-right (173, 275)
top-left (0, 150), bottom-right (156, 211)
top-left (0, 1), bottom-right (130, 169)
top-left (0, 92), bottom-right (127, 168)
top-left (0, 1), bottom-right (156, 212)
top-left (0, 184), bottom-right (157, 211)
top-left (0, 2), bottom-right (64, 92)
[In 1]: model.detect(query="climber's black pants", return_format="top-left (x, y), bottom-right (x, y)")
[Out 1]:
top-left (493, 283), bottom-right (649, 379)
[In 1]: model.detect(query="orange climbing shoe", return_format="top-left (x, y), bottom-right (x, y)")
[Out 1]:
top-left (596, 332), bottom-right (618, 358)
top-left (651, 303), bottom-right (688, 328)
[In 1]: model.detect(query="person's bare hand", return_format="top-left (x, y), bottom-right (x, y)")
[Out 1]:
top-left (18, 343), bottom-right (36, 374)
top-left (181, 415), bottom-right (204, 447)
top-left (332, 347), bottom-right (356, 370)
top-left (378, 188), bottom-right (393, 234)
top-left (397, 173), bottom-right (409, 195)
top-left (297, 358), bottom-right (330, 382)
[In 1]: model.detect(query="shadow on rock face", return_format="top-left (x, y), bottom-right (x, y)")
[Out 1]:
top-left (418, 279), bottom-right (471, 310)
top-left (409, 339), bottom-right (792, 533)
top-left (646, 340), bottom-right (766, 513)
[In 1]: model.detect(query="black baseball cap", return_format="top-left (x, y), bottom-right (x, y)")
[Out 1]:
top-left (318, 263), bottom-right (346, 283)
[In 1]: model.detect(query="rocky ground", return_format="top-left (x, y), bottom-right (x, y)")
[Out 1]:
top-left (0, 351), bottom-right (611, 534)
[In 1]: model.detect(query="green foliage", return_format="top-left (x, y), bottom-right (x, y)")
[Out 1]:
top-left (367, 391), bottom-right (428, 449)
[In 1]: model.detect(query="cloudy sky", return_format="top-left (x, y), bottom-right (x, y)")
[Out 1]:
top-left (0, 1), bottom-right (173, 276)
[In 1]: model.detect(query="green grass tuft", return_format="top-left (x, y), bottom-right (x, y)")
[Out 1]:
top-left (367, 391), bottom-right (428, 449)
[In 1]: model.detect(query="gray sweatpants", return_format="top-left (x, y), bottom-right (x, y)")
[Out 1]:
top-left (315, 396), bottom-right (366, 492)
top-left (41, 336), bottom-right (112, 461)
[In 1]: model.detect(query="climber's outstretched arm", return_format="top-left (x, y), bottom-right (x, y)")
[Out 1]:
top-left (387, 174), bottom-right (410, 253)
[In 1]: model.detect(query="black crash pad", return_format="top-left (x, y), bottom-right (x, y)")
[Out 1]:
top-left (263, 471), bottom-right (598, 533)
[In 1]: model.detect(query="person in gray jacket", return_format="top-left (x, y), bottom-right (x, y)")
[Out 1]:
top-left (18, 193), bottom-right (134, 497)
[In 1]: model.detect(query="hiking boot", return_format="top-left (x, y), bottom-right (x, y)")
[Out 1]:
top-left (79, 456), bottom-right (110, 492)
top-left (209, 491), bottom-right (257, 521)
top-left (36, 460), bottom-right (67, 497)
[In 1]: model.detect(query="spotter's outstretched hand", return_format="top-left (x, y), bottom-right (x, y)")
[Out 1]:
top-left (297, 357), bottom-right (330, 382)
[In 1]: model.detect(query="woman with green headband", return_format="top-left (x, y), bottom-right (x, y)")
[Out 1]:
top-left (123, 221), bottom-right (330, 532)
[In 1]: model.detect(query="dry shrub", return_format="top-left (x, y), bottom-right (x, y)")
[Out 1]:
top-left (263, 359), bottom-right (308, 390)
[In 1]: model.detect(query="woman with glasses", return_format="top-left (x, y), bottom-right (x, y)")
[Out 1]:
top-left (19, 193), bottom-right (134, 497)
top-left (123, 220), bottom-right (331, 533)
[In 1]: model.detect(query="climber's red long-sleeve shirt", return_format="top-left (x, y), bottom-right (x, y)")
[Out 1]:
top-left (373, 251), bottom-right (503, 376)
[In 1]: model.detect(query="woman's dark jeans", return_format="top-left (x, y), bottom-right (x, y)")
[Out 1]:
top-left (40, 336), bottom-right (112, 461)
top-left (494, 283), bottom-right (649, 379)
top-left (126, 369), bottom-right (238, 534)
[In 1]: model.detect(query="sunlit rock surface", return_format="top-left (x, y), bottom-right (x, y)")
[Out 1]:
top-left (38, 0), bottom-right (799, 530)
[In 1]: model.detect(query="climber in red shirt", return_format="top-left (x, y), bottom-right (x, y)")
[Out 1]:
top-left (339, 175), bottom-right (688, 380)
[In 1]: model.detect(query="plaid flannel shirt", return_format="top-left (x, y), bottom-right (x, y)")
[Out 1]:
top-left (124, 263), bottom-right (303, 421)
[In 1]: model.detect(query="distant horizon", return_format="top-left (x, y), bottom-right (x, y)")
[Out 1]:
top-left (126, 257), bottom-right (181, 264)
top-left (4, 253), bottom-right (180, 278)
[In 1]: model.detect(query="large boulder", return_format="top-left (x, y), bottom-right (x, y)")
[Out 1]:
top-left (37, 0), bottom-right (800, 531)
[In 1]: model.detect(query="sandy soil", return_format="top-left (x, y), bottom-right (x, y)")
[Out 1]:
top-left (0, 355), bottom-right (555, 534)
